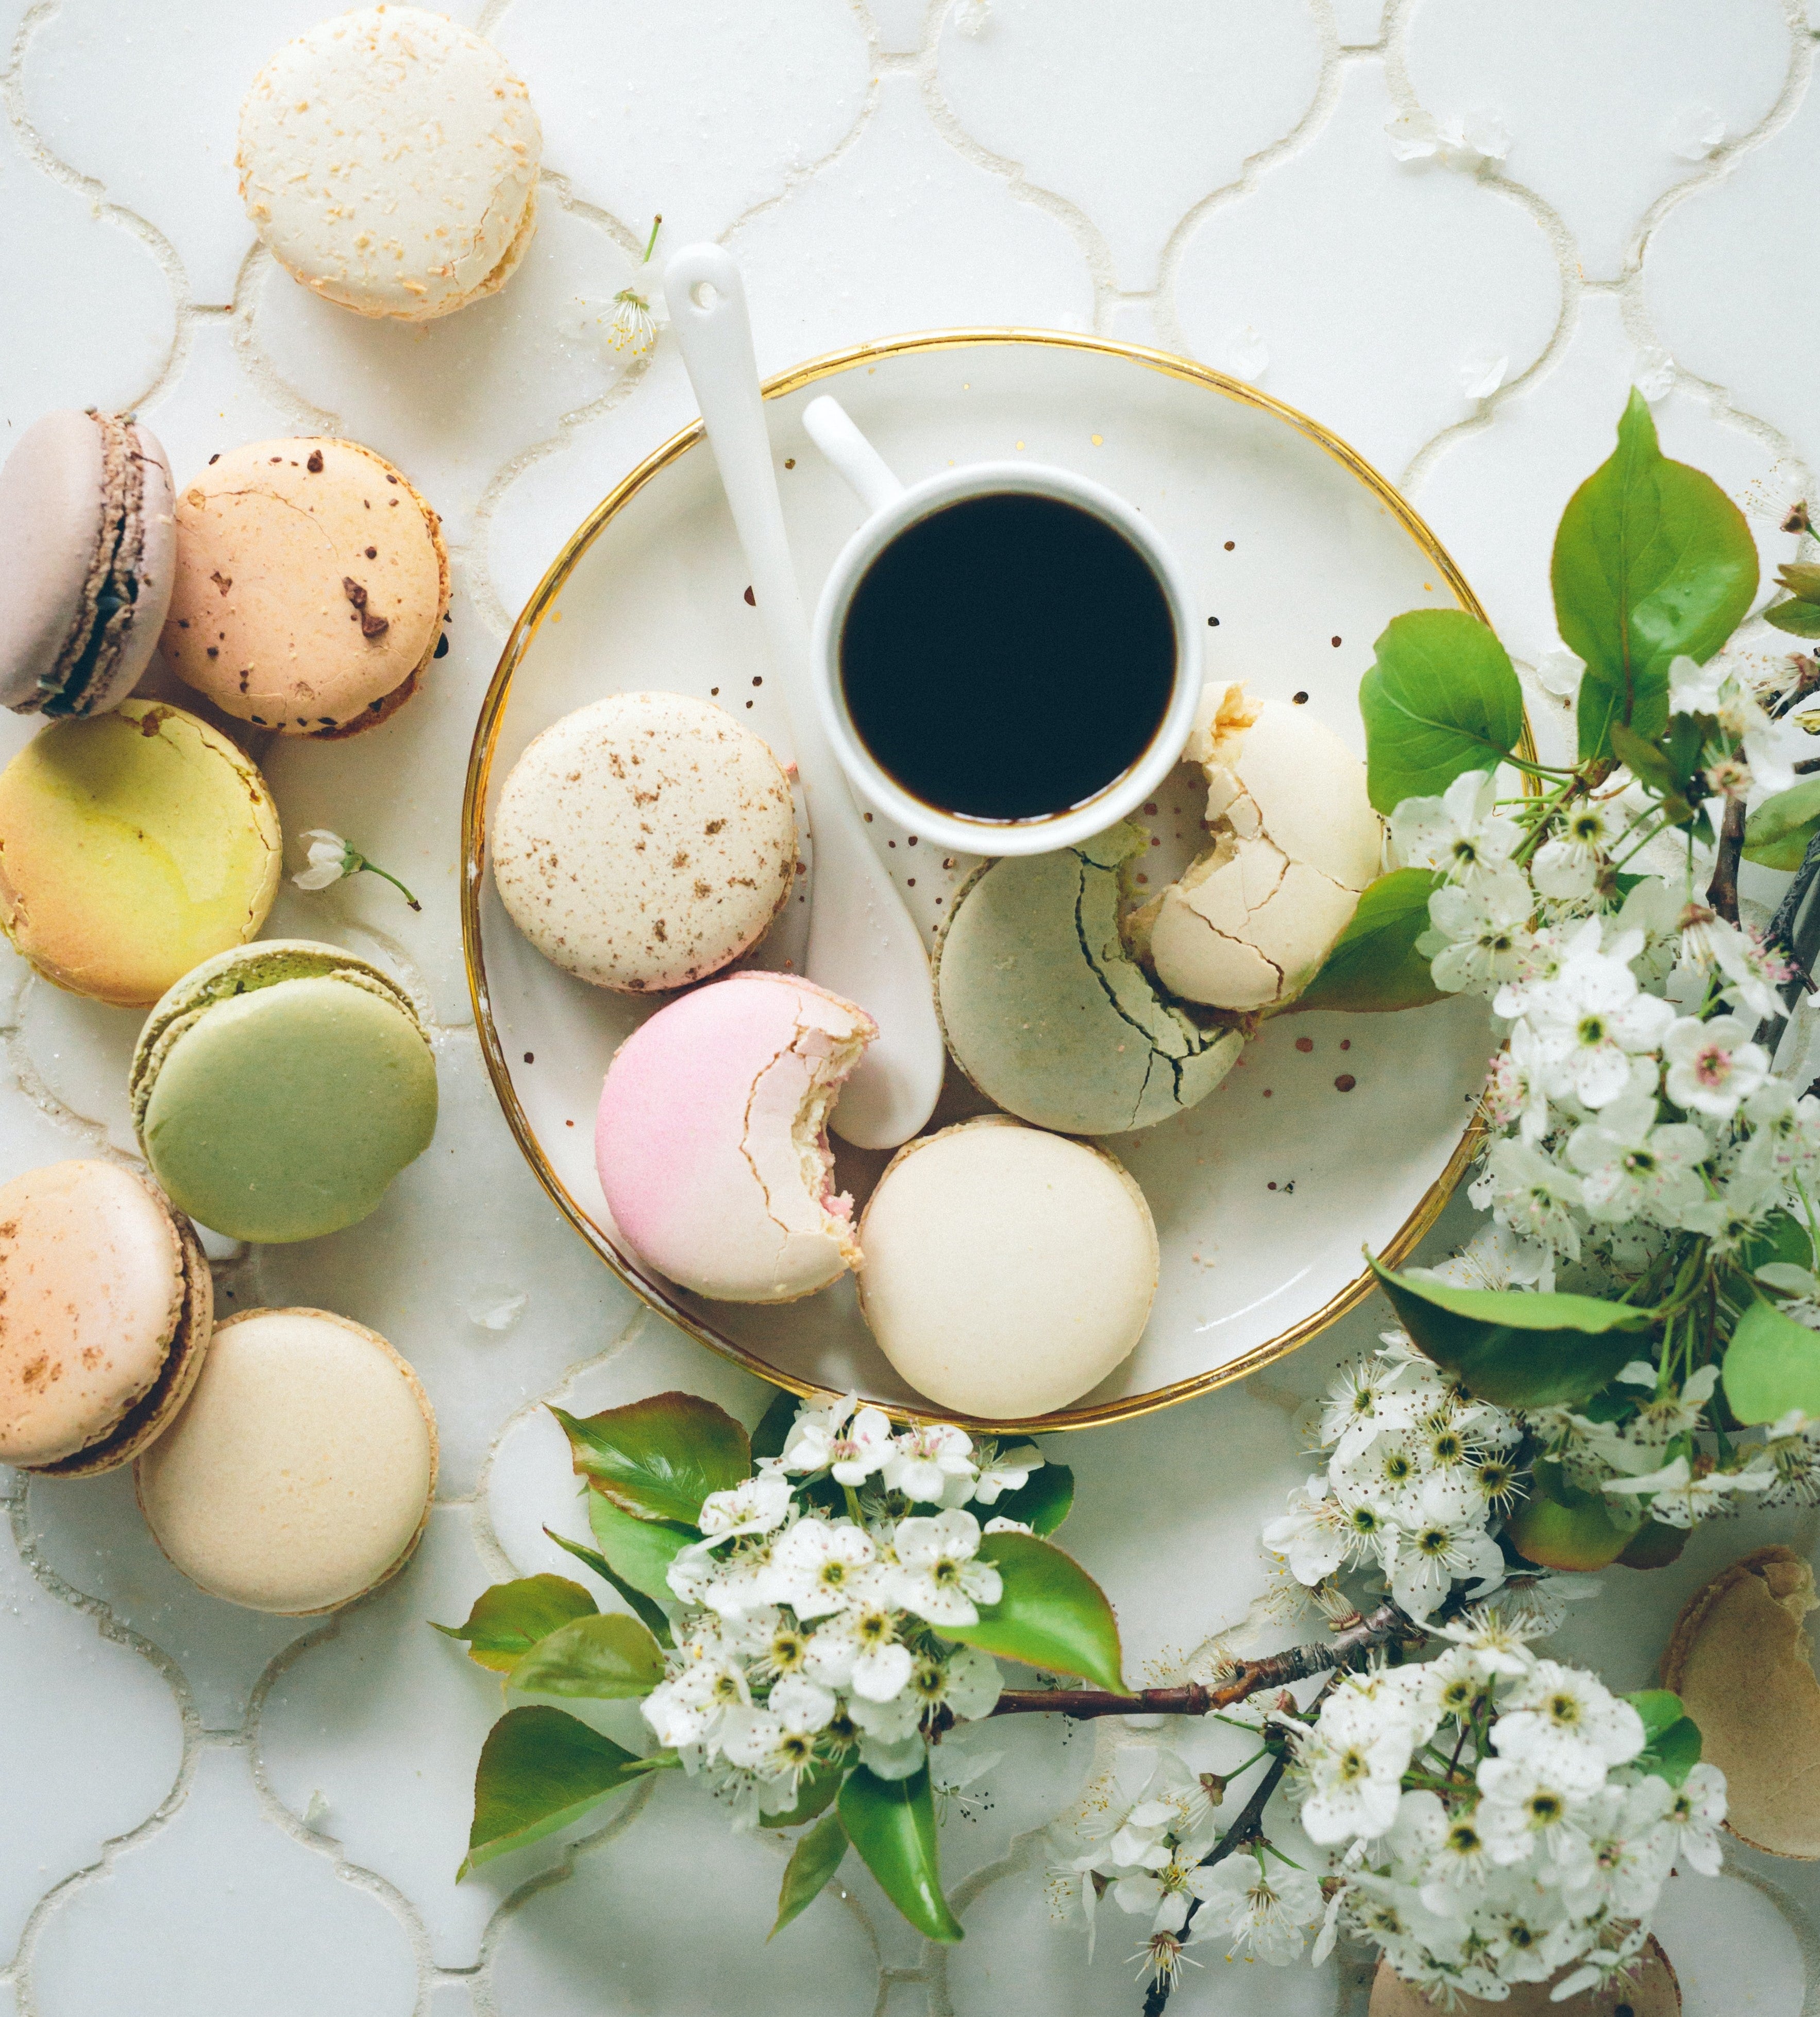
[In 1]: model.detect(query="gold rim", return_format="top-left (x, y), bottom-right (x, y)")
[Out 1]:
top-left (461, 327), bottom-right (1515, 1433)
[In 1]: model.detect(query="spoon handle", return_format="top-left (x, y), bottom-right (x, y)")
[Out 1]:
top-left (664, 244), bottom-right (943, 1150)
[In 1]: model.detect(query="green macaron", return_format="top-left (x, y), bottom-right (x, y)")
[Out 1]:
top-left (934, 822), bottom-right (1243, 1137)
top-left (131, 940), bottom-right (437, 1244)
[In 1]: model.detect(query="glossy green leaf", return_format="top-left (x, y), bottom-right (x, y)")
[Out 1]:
top-left (942, 1532), bottom-right (1123, 1692)
top-left (1626, 1689), bottom-right (1688, 1747)
top-left (750, 1387), bottom-right (801, 1464)
top-left (543, 1526), bottom-right (672, 1646)
top-left (1723, 1297), bottom-right (1820, 1425)
top-left (1373, 1261), bottom-right (1654, 1409)
top-left (837, 1767), bottom-right (962, 1942)
top-left (509, 1613), bottom-right (667, 1700)
top-left (1505, 1473), bottom-right (1633, 1572)
top-left (1295, 868), bottom-right (1446, 1014)
top-left (553, 1392), bottom-right (750, 1523)
top-left (1764, 598), bottom-right (1820, 639)
top-left (760, 1759), bottom-right (845, 1829)
top-left (460, 1706), bottom-right (655, 1877)
top-left (431, 1575), bottom-right (598, 1674)
top-left (1357, 609), bottom-right (1525, 813)
top-left (1617, 1518), bottom-right (1688, 1570)
top-left (1744, 778), bottom-right (1820, 872)
top-left (1779, 562), bottom-right (1820, 603)
top-left (587, 1490), bottom-right (696, 1604)
top-left (1553, 389), bottom-right (1758, 761)
top-left (981, 1461), bottom-right (1074, 1538)
top-left (1625, 1691), bottom-right (1703, 1785)
top-left (1738, 1209), bottom-right (1814, 1278)
top-left (771, 1810), bottom-right (848, 1940)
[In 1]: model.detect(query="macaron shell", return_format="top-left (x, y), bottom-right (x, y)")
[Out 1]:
top-left (140, 972), bottom-right (438, 1244)
top-left (0, 700), bottom-right (281, 1007)
top-left (136, 1307), bottom-right (436, 1614)
top-left (0, 411), bottom-right (106, 709)
top-left (161, 439), bottom-right (446, 736)
top-left (82, 419), bottom-right (178, 715)
top-left (856, 1116), bottom-right (1158, 1420)
top-left (237, 8), bottom-right (541, 321)
top-left (0, 1161), bottom-right (191, 1468)
top-left (492, 692), bottom-right (797, 993)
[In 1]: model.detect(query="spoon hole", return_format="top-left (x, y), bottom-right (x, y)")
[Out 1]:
top-left (689, 280), bottom-right (720, 311)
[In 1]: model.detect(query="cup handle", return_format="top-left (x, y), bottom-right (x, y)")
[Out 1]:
top-left (802, 396), bottom-right (905, 514)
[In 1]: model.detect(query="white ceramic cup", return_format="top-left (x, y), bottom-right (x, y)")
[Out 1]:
top-left (802, 395), bottom-right (1202, 858)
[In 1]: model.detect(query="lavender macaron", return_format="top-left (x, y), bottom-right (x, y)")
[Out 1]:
top-left (0, 410), bottom-right (176, 717)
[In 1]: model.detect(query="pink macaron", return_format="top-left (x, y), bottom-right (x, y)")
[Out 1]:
top-left (596, 972), bottom-right (876, 1304)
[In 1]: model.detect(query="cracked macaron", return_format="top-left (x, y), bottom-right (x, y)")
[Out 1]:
top-left (1128, 682), bottom-right (1381, 1012)
top-left (0, 700), bottom-right (281, 1007)
top-left (131, 940), bottom-right (438, 1245)
top-left (493, 692), bottom-right (797, 993)
top-left (596, 972), bottom-right (875, 1303)
top-left (0, 408), bottom-right (176, 718)
top-left (160, 437), bottom-right (447, 737)
top-left (935, 820), bottom-right (1243, 1136)
top-left (0, 1160), bottom-right (213, 1477)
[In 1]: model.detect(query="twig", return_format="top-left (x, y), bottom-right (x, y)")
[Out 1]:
top-left (1757, 821), bottom-right (1820, 1054)
top-left (1708, 796), bottom-right (1746, 924)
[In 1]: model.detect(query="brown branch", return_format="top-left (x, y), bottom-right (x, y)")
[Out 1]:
top-left (1708, 796), bottom-right (1746, 924)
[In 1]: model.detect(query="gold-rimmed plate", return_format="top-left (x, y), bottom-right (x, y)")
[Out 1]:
top-left (462, 330), bottom-right (1500, 1431)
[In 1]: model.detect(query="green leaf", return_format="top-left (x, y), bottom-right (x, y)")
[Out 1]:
top-left (431, 1575), bottom-right (598, 1674)
top-left (750, 1387), bottom-right (801, 1464)
top-left (1358, 609), bottom-right (1525, 813)
top-left (1295, 868), bottom-right (1446, 1014)
top-left (1625, 1691), bottom-right (1703, 1784)
top-left (1617, 1518), bottom-right (1689, 1570)
top-left (1553, 389), bottom-right (1758, 761)
top-left (1609, 720), bottom-right (1677, 797)
top-left (1738, 1209), bottom-right (1814, 1278)
top-left (587, 1490), bottom-right (696, 1604)
top-left (1625, 1689), bottom-right (1688, 1748)
top-left (771, 1810), bottom-right (848, 1940)
top-left (1723, 1297), bottom-right (1820, 1425)
top-left (542, 1527), bottom-right (673, 1646)
top-left (1505, 1463), bottom-right (1633, 1572)
top-left (552, 1393), bottom-right (750, 1523)
top-left (1745, 778), bottom-right (1820, 872)
top-left (1373, 1261), bottom-right (1654, 1409)
top-left (982, 1461), bottom-right (1074, 1538)
top-left (837, 1767), bottom-right (962, 1942)
top-left (943, 1532), bottom-right (1123, 1691)
top-left (760, 1759), bottom-right (845, 1829)
top-left (460, 1706), bottom-right (653, 1877)
top-left (1765, 598), bottom-right (1820, 639)
top-left (1779, 562), bottom-right (1820, 604)
top-left (508, 1613), bottom-right (667, 1700)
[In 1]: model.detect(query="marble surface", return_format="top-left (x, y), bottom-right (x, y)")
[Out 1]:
top-left (3, 2), bottom-right (1819, 2011)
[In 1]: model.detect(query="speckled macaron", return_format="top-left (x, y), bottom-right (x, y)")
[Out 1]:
top-left (0, 700), bottom-right (281, 1007)
top-left (131, 941), bottom-right (439, 1245)
top-left (493, 692), bottom-right (798, 993)
top-left (238, 8), bottom-right (541, 321)
top-left (161, 437), bottom-right (447, 737)
top-left (136, 1306), bottom-right (437, 1614)
top-left (857, 1116), bottom-right (1158, 1420)
top-left (935, 821), bottom-right (1242, 1136)
top-left (0, 1160), bottom-right (212, 1476)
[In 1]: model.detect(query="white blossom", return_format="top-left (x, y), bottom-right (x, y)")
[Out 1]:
top-left (1491, 1662), bottom-right (1645, 1790)
top-left (891, 1509), bottom-right (1002, 1627)
top-left (883, 1424), bottom-right (978, 1505)
top-left (1390, 771), bottom-right (1523, 884)
top-left (1663, 1013), bottom-right (1770, 1120)
top-left (779, 1394), bottom-right (895, 1484)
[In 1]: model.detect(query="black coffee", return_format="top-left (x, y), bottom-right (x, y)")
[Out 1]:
top-left (838, 492), bottom-right (1175, 823)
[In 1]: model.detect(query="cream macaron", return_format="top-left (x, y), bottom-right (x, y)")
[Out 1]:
top-left (238, 8), bottom-right (542, 321)
top-left (493, 693), bottom-right (798, 994)
top-left (136, 1307), bottom-right (436, 1615)
top-left (857, 1116), bottom-right (1158, 1420)
top-left (0, 1160), bottom-right (213, 1476)
top-left (596, 972), bottom-right (875, 1303)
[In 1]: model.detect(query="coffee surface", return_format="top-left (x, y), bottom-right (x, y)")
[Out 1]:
top-left (838, 492), bottom-right (1175, 823)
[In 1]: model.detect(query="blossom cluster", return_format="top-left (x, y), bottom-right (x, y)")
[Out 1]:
top-left (640, 1398), bottom-right (1037, 1823)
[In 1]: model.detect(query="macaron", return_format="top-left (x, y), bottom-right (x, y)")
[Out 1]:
top-left (596, 972), bottom-right (875, 1303)
top-left (238, 8), bottom-right (542, 321)
top-left (856, 1116), bottom-right (1157, 1419)
top-left (136, 1307), bottom-right (436, 1614)
top-left (0, 409), bottom-right (176, 718)
top-left (0, 1160), bottom-right (212, 1477)
top-left (131, 941), bottom-right (439, 1245)
top-left (0, 700), bottom-right (281, 1007)
top-left (492, 693), bottom-right (798, 994)
top-left (160, 438), bottom-right (447, 737)
top-left (935, 820), bottom-right (1243, 1136)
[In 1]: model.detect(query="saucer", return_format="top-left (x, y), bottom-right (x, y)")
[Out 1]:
top-left (462, 330), bottom-right (1501, 1430)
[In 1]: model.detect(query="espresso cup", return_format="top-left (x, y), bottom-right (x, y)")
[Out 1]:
top-left (803, 396), bottom-right (1201, 858)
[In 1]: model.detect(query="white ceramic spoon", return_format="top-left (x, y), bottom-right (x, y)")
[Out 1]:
top-left (663, 243), bottom-right (944, 1150)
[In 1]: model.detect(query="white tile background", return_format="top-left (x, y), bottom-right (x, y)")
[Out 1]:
top-left (3, 1), bottom-right (1820, 2010)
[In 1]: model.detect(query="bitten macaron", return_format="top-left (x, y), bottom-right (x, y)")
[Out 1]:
top-left (493, 692), bottom-right (798, 993)
top-left (0, 700), bottom-right (281, 1007)
top-left (161, 438), bottom-right (447, 736)
top-left (857, 1116), bottom-right (1158, 1420)
top-left (238, 8), bottom-right (542, 321)
top-left (132, 941), bottom-right (439, 1244)
top-left (0, 409), bottom-right (176, 718)
top-left (137, 1307), bottom-right (436, 1613)
top-left (0, 1160), bottom-right (212, 1476)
